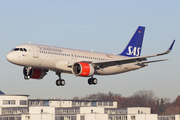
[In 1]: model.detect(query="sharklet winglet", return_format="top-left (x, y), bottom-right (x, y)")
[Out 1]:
top-left (157, 40), bottom-right (175, 56)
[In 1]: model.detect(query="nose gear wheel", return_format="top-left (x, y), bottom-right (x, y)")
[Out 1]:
top-left (24, 75), bottom-right (30, 80)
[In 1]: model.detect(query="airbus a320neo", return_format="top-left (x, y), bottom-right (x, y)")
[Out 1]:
top-left (6, 26), bottom-right (175, 86)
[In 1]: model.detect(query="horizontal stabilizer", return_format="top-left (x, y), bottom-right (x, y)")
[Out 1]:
top-left (142, 59), bottom-right (168, 64)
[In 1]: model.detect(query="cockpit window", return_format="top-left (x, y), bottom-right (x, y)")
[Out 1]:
top-left (13, 48), bottom-right (27, 52)
top-left (14, 48), bottom-right (19, 51)
top-left (23, 48), bottom-right (27, 52)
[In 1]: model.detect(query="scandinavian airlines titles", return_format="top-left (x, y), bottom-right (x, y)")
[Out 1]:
top-left (126, 46), bottom-right (141, 56)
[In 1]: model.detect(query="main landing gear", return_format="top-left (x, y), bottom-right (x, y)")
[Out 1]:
top-left (56, 72), bottom-right (65, 86)
top-left (88, 77), bottom-right (98, 85)
top-left (55, 72), bottom-right (98, 86)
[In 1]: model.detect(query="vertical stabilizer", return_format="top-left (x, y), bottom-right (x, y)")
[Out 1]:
top-left (120, 26), bottom-right (145, 57)
top-left (0, 90), bottom-right (5, 95)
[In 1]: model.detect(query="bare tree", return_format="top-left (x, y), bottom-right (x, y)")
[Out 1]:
top-left (132, 90), bottom-right (156, 107)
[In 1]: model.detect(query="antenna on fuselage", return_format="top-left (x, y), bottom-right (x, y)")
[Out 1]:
top-left (91, 49), bottom-right (93, 52)
top-left (29, 41), bottom-right (31, 44)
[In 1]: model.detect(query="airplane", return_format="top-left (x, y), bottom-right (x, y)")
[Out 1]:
top-left (6, 26), bottom-right (175, 86)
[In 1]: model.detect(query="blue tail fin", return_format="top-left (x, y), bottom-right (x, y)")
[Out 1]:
top-left (120, 26), bottom-right (145, 57)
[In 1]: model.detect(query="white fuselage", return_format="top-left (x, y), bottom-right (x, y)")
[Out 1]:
top-left (6, 44), bottom-right (144, 76)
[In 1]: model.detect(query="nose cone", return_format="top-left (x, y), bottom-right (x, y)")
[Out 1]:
top-left (6, 52), bottom-right (14, 63)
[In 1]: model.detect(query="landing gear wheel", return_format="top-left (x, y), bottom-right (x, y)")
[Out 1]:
top-left (92, 78), bottom-right (98, 85)
top-left (88, 78), bottom-right (98, 85)
top-left (56, 79), bottom-right (66, 86)
top-left (88, 78), bottom-right (93, 85)
top-left (60, 79), bottom-right (65, 86)
top-left (56, 80), bottom-right (61, 86)
top-left (24, 75), bottom-right (30, 80)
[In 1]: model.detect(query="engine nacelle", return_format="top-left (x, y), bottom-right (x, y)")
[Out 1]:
top-left (23, 67), bottom-right (48, 79)
top-left (72, 62), bottom-right (95, 77)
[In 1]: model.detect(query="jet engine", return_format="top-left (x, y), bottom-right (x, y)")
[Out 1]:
top-left (23, 67), bottom-right (48, 79)
top-left (72, 62), bottom-right (95, 77)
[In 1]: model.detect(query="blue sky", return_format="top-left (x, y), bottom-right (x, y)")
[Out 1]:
top-left (0, 1), bottom-right (179, 101)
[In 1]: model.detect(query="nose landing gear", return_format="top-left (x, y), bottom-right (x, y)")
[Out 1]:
top-left (23, 67), bottom-right (32, 80)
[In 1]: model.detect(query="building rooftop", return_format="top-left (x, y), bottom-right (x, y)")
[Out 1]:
top-left (28, 99), bottom-right (116, 102)
top-left (0, 94), bottom-right (29, 97)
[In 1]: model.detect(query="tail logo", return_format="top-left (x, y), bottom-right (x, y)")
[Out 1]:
top-left (120, 26), bottom-right (145, 57)
top-left (126, 46), bottom-right (141, 56)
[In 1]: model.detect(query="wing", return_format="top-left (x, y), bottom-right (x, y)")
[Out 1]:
top-left (92, 40), bottom-right (175, 68)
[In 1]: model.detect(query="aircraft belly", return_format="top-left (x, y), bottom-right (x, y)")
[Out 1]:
top-left (41, 60), bottom-right (55, 68)
top-left (55, 60), bottom-right (72, 72)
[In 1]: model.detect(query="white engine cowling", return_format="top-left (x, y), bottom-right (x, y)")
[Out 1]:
top-left (23, 67), bottom-right (47, 79)
top-left (72, 62), bottom-right (95, 77)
